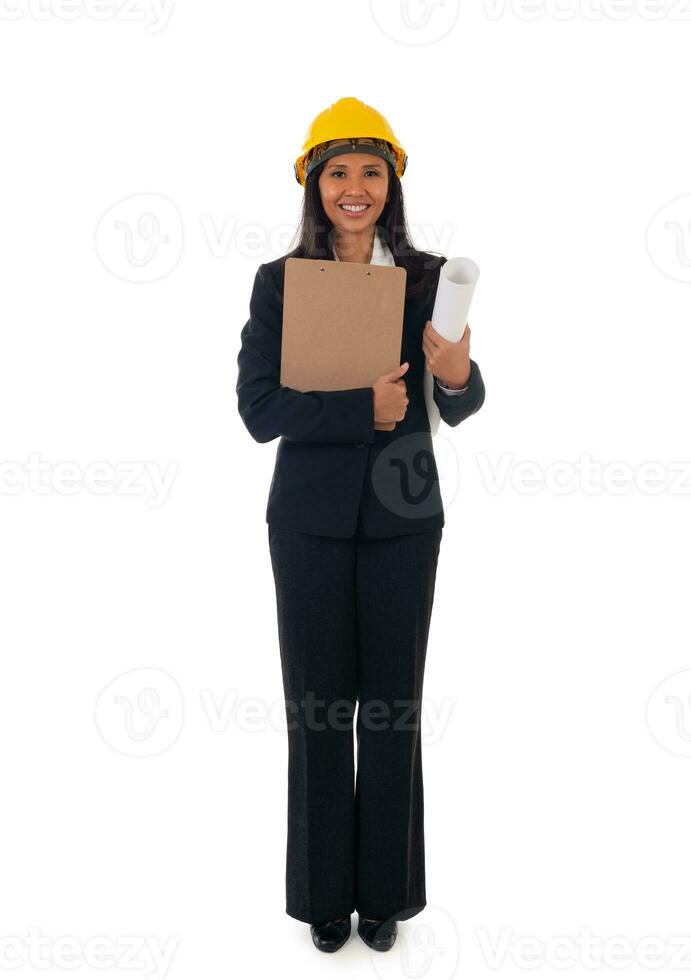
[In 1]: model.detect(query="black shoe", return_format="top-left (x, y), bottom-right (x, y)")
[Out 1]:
top-left (310, 915), bottom-right (351, 953)
top-left (357, 914), bottom-right (398, 951)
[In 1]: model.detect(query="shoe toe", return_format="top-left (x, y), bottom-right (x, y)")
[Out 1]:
top-left (310, 916), bottom-right (351, 952)
top-left (357, 915), bottom-right (398, 951)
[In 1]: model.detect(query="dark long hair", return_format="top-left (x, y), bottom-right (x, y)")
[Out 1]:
top-left (276, 159), bottom-right (443, 302)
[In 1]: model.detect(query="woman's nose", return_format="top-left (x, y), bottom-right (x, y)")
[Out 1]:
top-left (343, 179), bottom-right (365, 195)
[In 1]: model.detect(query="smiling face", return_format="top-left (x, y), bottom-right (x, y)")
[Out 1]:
top-left (317, 145), bottom-right (390, 238)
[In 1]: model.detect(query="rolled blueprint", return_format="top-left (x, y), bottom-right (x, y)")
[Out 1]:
top-left (423, 257), bottom-right (480, 436)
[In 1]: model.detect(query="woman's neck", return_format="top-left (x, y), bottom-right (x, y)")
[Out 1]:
top-left (332, 227), bottom-right (376, 264)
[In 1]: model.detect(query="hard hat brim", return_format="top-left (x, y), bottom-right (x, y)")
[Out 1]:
top-left (295, 138), bottom-right (407, 186)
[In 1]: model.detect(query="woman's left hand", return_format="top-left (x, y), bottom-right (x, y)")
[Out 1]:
top-left (422, 320), bottom-right (472, 388)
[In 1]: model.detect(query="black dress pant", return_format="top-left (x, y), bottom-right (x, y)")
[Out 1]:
top-left (267, 514), bottom-right (443, 924)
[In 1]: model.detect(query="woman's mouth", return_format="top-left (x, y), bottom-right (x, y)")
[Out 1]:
top-left (338, 203), bottom-right (371, 217)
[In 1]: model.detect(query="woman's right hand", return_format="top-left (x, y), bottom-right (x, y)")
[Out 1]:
top-left (372, 362), bottom-right (409, 425)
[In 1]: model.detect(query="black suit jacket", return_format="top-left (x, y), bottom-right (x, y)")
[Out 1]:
top-left (236, 248), bottom-right (486, 538)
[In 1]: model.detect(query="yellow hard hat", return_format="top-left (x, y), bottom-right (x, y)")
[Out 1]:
top-left (293, 96), bottom-right (408, 187)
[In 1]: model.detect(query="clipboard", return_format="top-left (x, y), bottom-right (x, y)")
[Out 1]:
top-left (280, 257), bottom-right (408, 431)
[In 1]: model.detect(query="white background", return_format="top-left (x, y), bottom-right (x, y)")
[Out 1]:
top-left (2, 0), bottom-right (691, 976)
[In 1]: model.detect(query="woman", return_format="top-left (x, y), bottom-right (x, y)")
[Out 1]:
top-left (236, 96), bottom-right (486, 953)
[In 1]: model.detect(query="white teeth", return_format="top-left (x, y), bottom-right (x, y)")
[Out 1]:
top-left (340, 204), bottom-right (369, 212)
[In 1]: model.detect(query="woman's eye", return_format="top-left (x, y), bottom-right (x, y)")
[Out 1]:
top-left (330, 170), bottom-right (381, 178)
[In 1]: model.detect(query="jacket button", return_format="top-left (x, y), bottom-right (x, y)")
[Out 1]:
top-left (354, 442), bottom-right (365, 448)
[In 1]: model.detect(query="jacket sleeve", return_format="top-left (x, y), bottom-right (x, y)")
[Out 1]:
top-left (236, 263), bottom-right (376, 445)
top-left (432, 358), bottom-right (486, 427)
